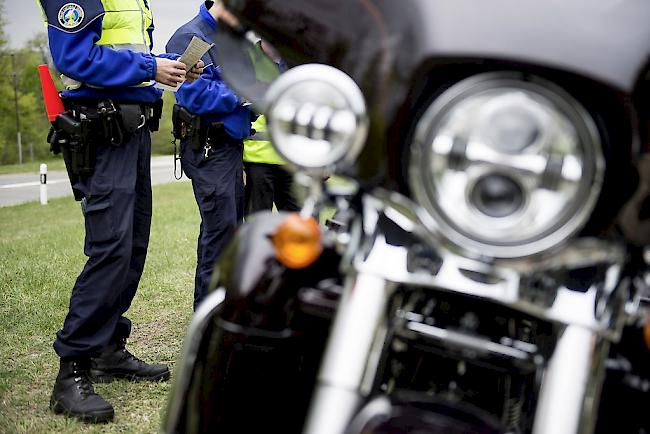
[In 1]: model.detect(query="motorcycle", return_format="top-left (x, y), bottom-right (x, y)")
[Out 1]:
top-left (163, 1), bottom-right (650, 433)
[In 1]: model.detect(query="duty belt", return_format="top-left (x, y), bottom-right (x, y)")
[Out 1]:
top-left (67, 99), bottom-right (163, 137)
top-left (48, 99), bottom-right (164, 194)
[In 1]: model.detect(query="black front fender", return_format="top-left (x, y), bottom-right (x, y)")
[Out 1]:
top-left (164, 211), bottom-right (343, 434)
top-left (211, 210), bottom-right (342, 329)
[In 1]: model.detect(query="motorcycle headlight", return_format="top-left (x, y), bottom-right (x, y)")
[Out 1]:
top-left (265, 64), bottom-right (368, 173)
top-left (410, 73), bottom-right (605, 258)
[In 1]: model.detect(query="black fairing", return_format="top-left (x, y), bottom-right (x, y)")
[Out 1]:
top-left (224, 0), bottom-right (650, 243)
top-left (171, 212), bottom-right (342, 433)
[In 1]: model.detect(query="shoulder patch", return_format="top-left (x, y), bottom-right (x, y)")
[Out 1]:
top-left (40, 0), bottom-right (104, 33)
top-left (58, 3), bottom-right (84, 29)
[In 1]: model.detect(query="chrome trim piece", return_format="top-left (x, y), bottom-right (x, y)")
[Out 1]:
top-left (532, 325), bottom-right (609, 434)
top-left (406, 322), bottom-right (534, 361)
top-left (350, 191), bottom-right (629, 339)
top-left (304, 273), bottom-right (395, 434)
top-left (303, 385), bottom-right (363, 434)
top-left (162, 288), bottom-right (226, 434)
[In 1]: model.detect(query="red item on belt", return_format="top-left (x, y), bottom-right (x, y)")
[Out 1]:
top-left (38, 64), bottom-right (65, 122)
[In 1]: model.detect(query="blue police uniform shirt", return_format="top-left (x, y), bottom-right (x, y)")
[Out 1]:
top-left (40, 0), bottom-right (169, 104)
top-left (166, 2), bottom-right (252, 141)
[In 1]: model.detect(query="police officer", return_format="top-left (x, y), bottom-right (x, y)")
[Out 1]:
top-left (244, 113), bottom-right (300, 214)
top-left (166, 0), bottom-right (252, 310)
top-left (39, 0), bottom-right (201, 423)
top-left (242, 39), bottom-right (299, 215)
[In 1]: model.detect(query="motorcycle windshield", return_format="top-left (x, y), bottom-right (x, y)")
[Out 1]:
top-left (214, 22), bottom-right (289, 111)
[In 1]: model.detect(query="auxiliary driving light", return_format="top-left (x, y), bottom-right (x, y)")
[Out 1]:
top-left (264, 64), bottom-right (368, 174)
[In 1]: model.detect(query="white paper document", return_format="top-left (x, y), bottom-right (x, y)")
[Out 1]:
top-left (156, 36), bottom-right (214, 92)
top-left (179, 36), bottom-right (214, 68)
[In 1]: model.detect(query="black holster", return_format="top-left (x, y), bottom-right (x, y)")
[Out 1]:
top-left (172, 104), bottom-right (202, 151)
top-left (47, 113), bottom-right (94, 201)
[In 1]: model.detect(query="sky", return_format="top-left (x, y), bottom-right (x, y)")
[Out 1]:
top-left (8, 0), bottom-right (200, 52)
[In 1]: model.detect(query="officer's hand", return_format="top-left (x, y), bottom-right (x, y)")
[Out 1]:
top-left (155, 58), bottom-right (187, 87)
top-left (186, 60), bottom-right (205, 83)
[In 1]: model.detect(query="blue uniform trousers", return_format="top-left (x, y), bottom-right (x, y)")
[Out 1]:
top-left (54, 129), bottom-right (152, 359)
top-left (181, 138), bottom-right (244, 310)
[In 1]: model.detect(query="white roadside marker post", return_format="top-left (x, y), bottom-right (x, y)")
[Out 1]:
top-left (40, 163), bottom-right (48, 205)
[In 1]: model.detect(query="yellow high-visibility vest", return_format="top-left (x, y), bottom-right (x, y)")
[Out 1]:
top-left (38, 0), bottom-right (155, 90)
top-left (244, 115), bottom-right (286, 165)
top-left (98, 0), bottom-right (153, 51)
top-left (243, 43), bottom-right (287, 164)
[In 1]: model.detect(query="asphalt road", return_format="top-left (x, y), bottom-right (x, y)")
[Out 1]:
top-left (0, 156), bottom-right (188, 207)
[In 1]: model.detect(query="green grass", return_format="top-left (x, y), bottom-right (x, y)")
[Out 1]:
top-left (0, 182), bottom-right (200, 433)
top-left (0, 151), bottom-right (175, 176)
top-left (0, 157), bottom-right (67, 176)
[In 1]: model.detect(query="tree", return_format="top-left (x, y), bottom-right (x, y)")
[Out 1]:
top-left (0, 0), bottom-right (174, 166)
top-left (0, 0), bottom-right (57, 164)
top-left (0, 0), bottom-right (7, 48)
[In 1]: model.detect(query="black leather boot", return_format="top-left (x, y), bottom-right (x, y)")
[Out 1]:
top-left (90, 338), bottom-right (170, 383)
top-left (50, 358), bottom-right (114, 423)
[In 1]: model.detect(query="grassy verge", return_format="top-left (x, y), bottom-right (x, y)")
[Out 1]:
top-left (0, 152), bottom-right (175, 176)
top-left (0, 157), bottom-right (67, 176)
top-left (0, 182), bottom-right (199, 433)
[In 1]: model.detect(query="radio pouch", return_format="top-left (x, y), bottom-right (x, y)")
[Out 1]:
top-left (119, 104), bottom-right (144, 134)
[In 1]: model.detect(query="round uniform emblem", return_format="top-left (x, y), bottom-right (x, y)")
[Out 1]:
top-left (58, 3), bottom-right (85, 29)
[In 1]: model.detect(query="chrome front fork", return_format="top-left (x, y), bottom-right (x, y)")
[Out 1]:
top-left (533, 325), bottom-right (610, 434)
top-left (303, 272), bottom-right (394, 434)
top-left (303, 277), bottom-right (614, 434)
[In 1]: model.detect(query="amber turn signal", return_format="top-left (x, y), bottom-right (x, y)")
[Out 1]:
top-left (271, 213), bottom-right (323, 269)
top-left (644, 316), bottom-right (650, 352)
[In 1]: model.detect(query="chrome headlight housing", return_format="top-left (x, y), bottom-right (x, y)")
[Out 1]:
top-left (410, 73), bottom-right (605, 259)
top-left (264, 64), bottom-right (368, 174)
